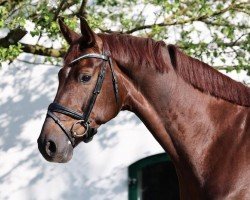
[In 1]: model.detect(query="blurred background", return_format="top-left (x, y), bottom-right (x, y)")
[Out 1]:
top-left (0, 0), bottom-right (249, 199)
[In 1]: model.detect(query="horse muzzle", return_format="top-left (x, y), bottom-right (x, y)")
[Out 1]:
top-left (46, 103), bottom-right (99, 147)
top-left (37, 120), bottom-right (74, 163)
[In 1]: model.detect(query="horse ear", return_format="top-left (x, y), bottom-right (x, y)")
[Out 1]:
top-left (79, 17), bottom-right (96, 46)
top-left (58, 17), bottom-right (80, 44)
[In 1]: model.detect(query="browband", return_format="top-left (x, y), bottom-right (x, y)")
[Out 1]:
top-left (70, 53), bottom-right (108, 64)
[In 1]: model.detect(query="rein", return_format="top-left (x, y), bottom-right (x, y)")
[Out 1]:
top-left (46, 51), bottom-right (119, 147)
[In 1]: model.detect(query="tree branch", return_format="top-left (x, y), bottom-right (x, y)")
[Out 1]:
top-left (21, 43), bottom-right (66, 58)
top-left (78, 0), bottom-right (88, 18)
top-left (213, 64), bottom-right (250, 71)
top-left (61, 0), bottom-right (77, 11)
top-left (201, 19), bottom-right (250, 29)
top-left (0, 28), bottom-right (27, 47)
top-left (116, 2), bottom-right (246, 34)
top-left (0, 0), bottom-right (8, 6)
top-left (16, 58), bottom-right (61, 67)
top-left (178, 40), bottom-right (247, 50)
top-left (0, 28), bottom-right (66, 58)
top-left (53, 0), bottom-right (67, 21)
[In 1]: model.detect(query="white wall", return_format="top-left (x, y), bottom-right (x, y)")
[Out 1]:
top-left (0, 57), bottom-right (164, 200)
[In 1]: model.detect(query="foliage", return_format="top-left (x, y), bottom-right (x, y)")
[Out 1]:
top-left (0, 0), bottom-right (249, 74)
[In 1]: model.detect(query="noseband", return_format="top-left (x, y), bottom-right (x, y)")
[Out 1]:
top-left (46, 51), bottom-right (119, 147)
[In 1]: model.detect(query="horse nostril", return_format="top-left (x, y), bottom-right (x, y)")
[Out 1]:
top-left (45, 140), bottom-right (57, 157)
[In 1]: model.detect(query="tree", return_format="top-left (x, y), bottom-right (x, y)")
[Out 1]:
top-left (0, 0), bottom-right (249, 75)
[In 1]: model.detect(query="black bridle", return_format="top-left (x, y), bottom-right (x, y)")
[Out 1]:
top-left (46, 51), bottom-right (118, 147)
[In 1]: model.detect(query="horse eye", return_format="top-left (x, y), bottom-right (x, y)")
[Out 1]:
top-left (80, 75), bottom-right (91, 83)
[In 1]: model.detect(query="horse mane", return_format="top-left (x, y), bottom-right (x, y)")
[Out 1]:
top-left (99, 33), bottom-right (250, 107)
top-left (167, 44), bottom-right (250, 107)
top-left (99, 33), bottom-right (168, 72)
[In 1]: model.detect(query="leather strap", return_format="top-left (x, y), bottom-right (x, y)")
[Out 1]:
top-left (48, 103), bottom-right (84, 120)
top-left (70, 53), bottom-right (108, 64)
top-left (83, 60), bottom-right (107, 121)
top-left (108, 57), bottom-right (119, 103)
top-left (47, 111), bottom-right (75, 146)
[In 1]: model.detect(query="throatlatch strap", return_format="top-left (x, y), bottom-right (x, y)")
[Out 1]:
top-left (108, 57), bottom-right (119, 103)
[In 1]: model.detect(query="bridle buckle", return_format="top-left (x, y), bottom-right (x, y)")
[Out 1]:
top-left (71, 120), bottom-right (89, 138)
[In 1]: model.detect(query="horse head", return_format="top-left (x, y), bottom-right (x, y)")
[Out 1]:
top-left (37, 18), bottom-right (123, 162)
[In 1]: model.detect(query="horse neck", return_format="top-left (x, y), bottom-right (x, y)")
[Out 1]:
top-left (111, 40), bottom-right (250, 186)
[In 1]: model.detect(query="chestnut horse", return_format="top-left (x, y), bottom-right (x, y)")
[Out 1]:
top-left (37, 18), bottom-right (250, 199)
